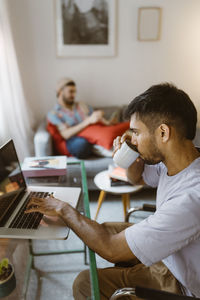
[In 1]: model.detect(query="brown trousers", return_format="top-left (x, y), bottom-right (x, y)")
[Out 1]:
top-left (73, 222), bottom-right (182, 300)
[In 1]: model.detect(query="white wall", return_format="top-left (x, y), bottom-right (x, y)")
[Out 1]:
top-left (7, 0), bottom-right (200, 125)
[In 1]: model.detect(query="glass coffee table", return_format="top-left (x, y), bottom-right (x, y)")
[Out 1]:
top-left (23, 161), bottom-right (100, 300)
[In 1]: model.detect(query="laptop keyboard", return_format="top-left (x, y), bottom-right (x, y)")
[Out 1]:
top-left (9, 191), bottom-right (50, 230)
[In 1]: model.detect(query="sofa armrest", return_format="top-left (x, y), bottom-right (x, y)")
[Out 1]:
top-left (34, 120), bottom-right (53, 156)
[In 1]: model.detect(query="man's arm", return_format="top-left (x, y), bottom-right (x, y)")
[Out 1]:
top-left (59, 110), bottom-right (104, 140)
top-left (25, 197), bottom-right (136, 263)
top-left (126, 158), bottom-right (145, 185)
top-left (60, 204), bottom-right (135, 263)
top-left (59, 119), bottom-right (90, 140)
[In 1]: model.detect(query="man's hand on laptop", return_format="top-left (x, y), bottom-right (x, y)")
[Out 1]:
top-left (25, 196), bottom-right (67, 217)
top-left (25, 194), bottom-right (137, 264)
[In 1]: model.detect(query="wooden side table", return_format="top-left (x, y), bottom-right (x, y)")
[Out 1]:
top-left (94, 170), bottom-right (143, 221)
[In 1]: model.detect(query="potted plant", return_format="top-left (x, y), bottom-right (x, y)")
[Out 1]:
top-left (0, 258), bottom-right (16, 298)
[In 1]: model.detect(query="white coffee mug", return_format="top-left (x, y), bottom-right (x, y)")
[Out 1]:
top-left (113, 140), bottom-right (139, 169)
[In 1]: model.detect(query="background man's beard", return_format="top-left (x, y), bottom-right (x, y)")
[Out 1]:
top-left (63, 96), bottom-right (74, 105)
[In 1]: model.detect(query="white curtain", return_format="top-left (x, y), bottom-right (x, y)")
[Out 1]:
top-left (0, 0), bottom-right (34, 161)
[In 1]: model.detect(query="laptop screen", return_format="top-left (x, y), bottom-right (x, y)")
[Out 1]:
top-left (0, 140), bottom-right (26, 199)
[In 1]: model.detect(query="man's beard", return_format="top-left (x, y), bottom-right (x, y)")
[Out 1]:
top-left (143, 157), bottom-right (162, 165)
top-left (138, 137), bottom-right (164, 165)
top-left (63, 96), bottom-right (74, 106)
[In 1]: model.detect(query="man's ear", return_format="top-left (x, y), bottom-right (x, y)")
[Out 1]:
top-left (158, 124), bottom-right (170, 142)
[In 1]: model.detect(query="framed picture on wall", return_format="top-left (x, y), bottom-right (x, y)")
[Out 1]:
top-left (55, 0), bottom-right (116, 57)
top-left (137, 7), bottom-right (162, 41)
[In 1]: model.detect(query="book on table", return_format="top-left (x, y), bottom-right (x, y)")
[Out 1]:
top-left (108, 166), bottom-right (132, 186)
top-left (21, 156), bottom-right (67, 177)
top-left (110, 177), bottom-right (132, 187)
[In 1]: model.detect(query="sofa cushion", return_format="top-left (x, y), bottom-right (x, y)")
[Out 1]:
top-left (47, 121), bottom-right (129, 155)
top-left (78, 122), bottom-right (130, 150)
top-left (47, 122), bottom-right (71, 156)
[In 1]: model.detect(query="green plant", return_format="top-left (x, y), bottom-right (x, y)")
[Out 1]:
top-left (0, 259), bottom-right (9, 276)
top-left (0, 258), bottom-right (12, 281)
top-left (0, 258), bottom-right (16, 297)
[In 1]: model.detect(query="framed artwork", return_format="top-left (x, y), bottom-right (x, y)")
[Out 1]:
top-left (138, 7), bottom-right (162, 41)
top-left (55, 0), bottom-right (116, 57)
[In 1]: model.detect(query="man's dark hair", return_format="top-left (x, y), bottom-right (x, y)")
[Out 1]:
top-left (124, 83), bottom-right (197, 140)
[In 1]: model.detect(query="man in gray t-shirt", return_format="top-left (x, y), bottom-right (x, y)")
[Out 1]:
top-left (25, 83), bottom-right (200, 299)
top-left (126, 160), bottom-right (200, 297)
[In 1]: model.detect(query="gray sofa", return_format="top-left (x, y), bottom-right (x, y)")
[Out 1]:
top-left (34, 106), bottom-right (126, 190)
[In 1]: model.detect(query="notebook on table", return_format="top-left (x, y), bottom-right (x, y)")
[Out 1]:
top-left (0, 140), bottom-right (81, 240)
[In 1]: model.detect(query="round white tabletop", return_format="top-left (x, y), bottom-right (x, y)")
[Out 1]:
top-left (94, 170), bottom-right (143, 194)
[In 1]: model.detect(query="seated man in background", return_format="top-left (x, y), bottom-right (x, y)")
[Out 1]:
top-left (47, 78), bottom-right (118, 158)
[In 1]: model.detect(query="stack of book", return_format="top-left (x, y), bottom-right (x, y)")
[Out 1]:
top-left (21, 156), bottom-right (67, 178)
top-left (108, 166), bottom-right (132, 186)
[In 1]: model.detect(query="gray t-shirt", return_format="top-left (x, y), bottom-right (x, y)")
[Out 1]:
top-left (125, 157), bottom-right (200, 297)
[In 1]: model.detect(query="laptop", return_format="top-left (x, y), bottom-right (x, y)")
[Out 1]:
top-left (0, 140), bottom-right (81, 240)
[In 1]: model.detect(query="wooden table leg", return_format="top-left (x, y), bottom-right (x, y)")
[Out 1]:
top-left (126, 193), bottom-right (130, 210)
top-left (122, 194), bottom-right (130, 219)
top-left (94, 190), bottom-right (106, 220)
top-left (122, 194), bottom-right (127, 218)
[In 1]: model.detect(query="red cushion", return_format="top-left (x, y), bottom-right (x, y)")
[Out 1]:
top-left (78, 121), bottom-right (130, 150)
top-left (47, 121), bottom-right (130, 155)
top-left (47, 122), bottom-right (71, 156)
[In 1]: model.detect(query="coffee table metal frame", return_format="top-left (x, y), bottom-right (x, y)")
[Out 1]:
top-left (22, 161), bottom-right (100, 300)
